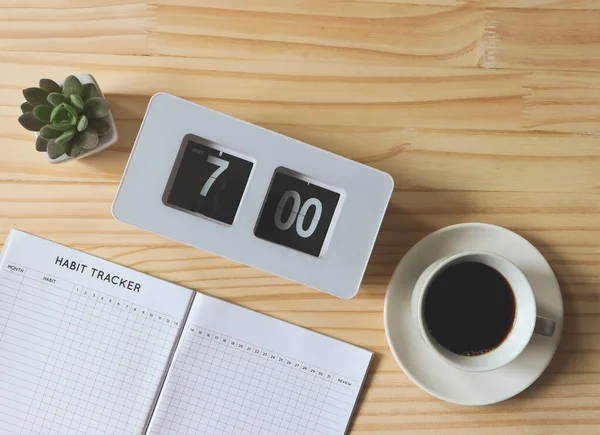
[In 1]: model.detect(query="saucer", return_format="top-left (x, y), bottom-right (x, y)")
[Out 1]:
top-left (383, 223), bottom-right (563, 405)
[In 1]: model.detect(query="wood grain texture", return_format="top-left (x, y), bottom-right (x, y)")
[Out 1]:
top-left (154, 0), bottom-right (485, 67)
top-left (485, 0), bottom-right (599, 9)
top-left (482, 7), bottom-right (600, 71)
top-left (0, 1), bottom-right (153, 55)
top-left (0, 0), bottom-right (599, 433)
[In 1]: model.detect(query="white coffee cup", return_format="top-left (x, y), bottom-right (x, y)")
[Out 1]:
top-left (411, 251), bottom-right (555, 372)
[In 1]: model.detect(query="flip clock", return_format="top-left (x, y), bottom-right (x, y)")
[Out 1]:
top-left (112, 93), bottom-right (393, 298)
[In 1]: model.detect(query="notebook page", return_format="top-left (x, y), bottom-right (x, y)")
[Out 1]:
top-left (0, 230), bottom-right (194, 435)
top-left (148, 293), bottom-right (372, 435)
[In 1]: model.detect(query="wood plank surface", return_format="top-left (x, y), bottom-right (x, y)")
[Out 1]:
top-left (0, 0), bottom-right (599, 433)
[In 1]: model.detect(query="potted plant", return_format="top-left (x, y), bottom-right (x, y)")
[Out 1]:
top-left (18, 74), bottom-right (118, 163)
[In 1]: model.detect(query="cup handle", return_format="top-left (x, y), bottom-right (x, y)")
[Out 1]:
top-left (534, 316), bottom-right (556, 337)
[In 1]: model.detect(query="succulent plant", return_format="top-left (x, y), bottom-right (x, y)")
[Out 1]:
top-left (19, 75), bottom-right (111, 159)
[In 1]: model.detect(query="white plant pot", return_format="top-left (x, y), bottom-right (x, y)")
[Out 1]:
top-left (31, 74), bottom-right (118, 164)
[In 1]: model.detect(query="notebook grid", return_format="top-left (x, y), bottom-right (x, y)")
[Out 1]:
top-left (0, 262), bottom-right (180, 435)
top-left (149, 325), bottom-right (359, 435)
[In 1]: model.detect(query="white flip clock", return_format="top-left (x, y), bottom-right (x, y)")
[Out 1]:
top-left (112, 93), bottom-right (394, 298)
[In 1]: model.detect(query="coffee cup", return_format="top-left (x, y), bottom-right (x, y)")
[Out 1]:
top-left (411, 251), bottom-right (556, 372)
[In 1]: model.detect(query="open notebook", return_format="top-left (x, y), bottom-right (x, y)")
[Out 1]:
top-left (0, 230), bottom-right (372, 435)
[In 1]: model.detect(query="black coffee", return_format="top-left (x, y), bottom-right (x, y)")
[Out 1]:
top-left (424, 262), bottom-right (516, 356)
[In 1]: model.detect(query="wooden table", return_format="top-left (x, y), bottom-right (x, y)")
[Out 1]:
top-left (1, 0), bottom-right (599, 433)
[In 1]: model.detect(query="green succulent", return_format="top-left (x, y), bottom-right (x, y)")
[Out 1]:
top-left (19, 75), bottom-right (111, 159)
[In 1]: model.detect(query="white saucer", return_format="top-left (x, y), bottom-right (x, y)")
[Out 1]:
top-left (384, 223), bottom-right (563, 405)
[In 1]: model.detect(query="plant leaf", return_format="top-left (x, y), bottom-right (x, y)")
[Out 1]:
top-left (21, 102), bottom-right (34, 114)
top-left (50, 120), bottom-right (74, 132)
top-left (40, 125), bottom-right (63, 139)
top-left (39, 79), bottom-right (61, 94)
top-left (73, 128), bottom-right (99, 150)
top-left (81, 83), bottom-right (100, 100)
top-left (70, 94), bottom-right (84, 112)
top-left (64, 103), bottom-right (78, 122)
top-left (88, 117), bottom-right (111, 136)
top-left (55, 129), bottom-right (75, 146)
top-left (23, 87), bottom-right (49, 106)
top-left (62, 75), bottom-right (82, 97)
top-left (77, 115), bottom-right (89, 132)
top-left (32, 105), bottom-right (53, 123)
top-left (68, 141), bottom-right (83, 158)
top-left (47, 140), bottom-right (68, 160)
top-left (83, 97), bottom-right (110, 119)
top-left (47, 92), bottom-right (68, 106)
top-left (36, 136), bottom-right (49, 152)
top-left (50, 103), bottom-right (78, 125)
top-left (18, 112), bottom-right (45, 132)
top-left (51, 104), bottom-right (68, 124)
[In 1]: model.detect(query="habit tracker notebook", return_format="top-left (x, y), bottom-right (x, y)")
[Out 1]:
top-left (0, 230), bottom-right (372, 435)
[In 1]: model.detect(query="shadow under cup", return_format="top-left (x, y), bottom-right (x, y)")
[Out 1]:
top-left (412, 251), bottom-right (554, 373)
